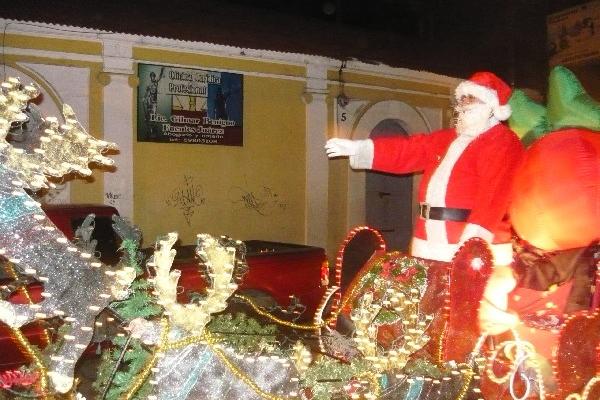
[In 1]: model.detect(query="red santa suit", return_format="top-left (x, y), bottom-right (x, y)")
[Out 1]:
top-left (347, 73), bottom-right (524, 264)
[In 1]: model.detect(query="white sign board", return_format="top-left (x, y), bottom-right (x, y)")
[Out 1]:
top-left (547, 1), bottom-right (600, 66)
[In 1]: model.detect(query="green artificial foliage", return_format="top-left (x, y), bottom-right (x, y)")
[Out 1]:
top-left (207, 313), bottom-right (281, 355)
top-left (109, 238), bottom-right (162, 322)
top-left (508, 66), bottom-right (600, 147)
top-left (93, 337), bottom-right (152, 400)
top-left (508, 89), bottom-right (551, 146)
top-left (94, 233), bottom-right (162, 399)
top-left (120, 238), bottom-right (144, 275)
top-left (109, 280), bottom-right (162, 321)
top-left (547, 66), bottom-right (600, 131)
top-left (301, 357), bottom-right (371, 400)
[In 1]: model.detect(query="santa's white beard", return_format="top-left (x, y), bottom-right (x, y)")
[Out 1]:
top-left (454, 104), bottom-right (498, 137)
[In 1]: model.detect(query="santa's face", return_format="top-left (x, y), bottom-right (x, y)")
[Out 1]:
top-left (454, 94), bottom-right (494, 136)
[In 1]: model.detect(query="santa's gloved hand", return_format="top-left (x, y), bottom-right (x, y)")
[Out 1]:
top-left (325, 138), bottom-right (360, 158)
top-left (478, 265), bottom-right (518, 335)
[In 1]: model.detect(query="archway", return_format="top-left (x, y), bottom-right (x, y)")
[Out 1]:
top-left (347, 100), bottom-right (434, 246)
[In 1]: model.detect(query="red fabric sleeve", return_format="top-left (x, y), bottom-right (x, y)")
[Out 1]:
top-left (468, 129), bottom-right (525, 233)
top-left (371, 130), bottom-right (454, 174)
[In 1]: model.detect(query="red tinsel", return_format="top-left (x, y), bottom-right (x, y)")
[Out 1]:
top-left (0, 369), bottom-right (39, 389)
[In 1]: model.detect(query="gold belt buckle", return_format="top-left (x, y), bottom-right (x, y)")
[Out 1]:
top-left (420, 203), bottom-right (430, 219)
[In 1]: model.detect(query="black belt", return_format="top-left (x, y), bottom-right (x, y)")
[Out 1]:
top-left (419, 203), bottom-right (470, 222)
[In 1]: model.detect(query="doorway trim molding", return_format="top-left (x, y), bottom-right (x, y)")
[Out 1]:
top-left (347, 100), bottom-right (432, 231)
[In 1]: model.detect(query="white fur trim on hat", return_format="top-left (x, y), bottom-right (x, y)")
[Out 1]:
top-left (455, 81), bottom-right (512, 121)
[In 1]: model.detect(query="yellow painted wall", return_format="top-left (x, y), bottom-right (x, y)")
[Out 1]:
top-left (325, 70), bottom-right (453, 257)
top-left (3, 28), bottom-right (458, 253)
top-left (133, 74), bottom-right (307, 245)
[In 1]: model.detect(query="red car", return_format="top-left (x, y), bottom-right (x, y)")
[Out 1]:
top-left (0, 204), bottom-right (329, 370)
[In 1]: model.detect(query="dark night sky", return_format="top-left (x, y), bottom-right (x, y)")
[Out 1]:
top-left (0, 0), bottom-right (593, 92)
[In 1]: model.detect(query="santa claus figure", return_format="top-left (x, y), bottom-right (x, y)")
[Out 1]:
top-left (326, 71), bottom-right (525, 334)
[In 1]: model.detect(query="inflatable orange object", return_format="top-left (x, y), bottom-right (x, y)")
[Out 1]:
top-left (510, 128), bottom-right (600, 251)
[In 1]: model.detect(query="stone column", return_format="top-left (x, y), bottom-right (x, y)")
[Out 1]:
top-left (303, 63), bottom-right (329, 247)
top-left (100, 35), bottom-right (136, 220)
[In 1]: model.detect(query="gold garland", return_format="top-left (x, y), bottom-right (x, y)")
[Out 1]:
top-left (123, 321), bottom-right (290, 400)
top-left (356, 371), bottom-right (381, 398)
top-left (436, 321), bottom-right (447, 366)
top-left (162, 333), bottom-right (206, 351)
top-left (455, 364), bottom-right (474, 400)
top-left (204, 330), bottom-right (289, 400)
top-left (233, 294), bottom-right (328, 330)
top-left (122, 318), bottom-right (170, 400)
top-left (6, 262), bottom-right (51, 346)
top-left (9, 327), bottom-right (49, 399)
top-left (232, 270), bottom-right (371, 331)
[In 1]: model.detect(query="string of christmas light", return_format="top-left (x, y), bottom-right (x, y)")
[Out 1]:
top-left (484, 330), bottom-right (546, 400)
top-left (206, 330), bottom-right (291, 400)
top-left (329, 226), bottom-right (386, 327)
top-left (564, 376), bottom-right (600, 400)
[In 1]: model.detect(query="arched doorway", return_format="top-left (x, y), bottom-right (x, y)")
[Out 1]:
top-left (346, 100), bottom-right (436, 248)
top-left (365, 119), bottom-right (412, 251)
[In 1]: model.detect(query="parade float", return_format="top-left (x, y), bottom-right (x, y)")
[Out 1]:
top-left (0, 65), bottom-right (597, 399)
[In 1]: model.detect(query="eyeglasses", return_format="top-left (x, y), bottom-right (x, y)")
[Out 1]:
top-left (456, 94), bottom-right (485, 107)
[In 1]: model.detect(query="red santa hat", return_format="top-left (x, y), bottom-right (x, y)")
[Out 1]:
top-left (455, 71), bottom-right (512, 121)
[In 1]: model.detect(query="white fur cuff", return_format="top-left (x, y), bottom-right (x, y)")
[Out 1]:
top-left (349, 139), bottom-right (374, 169)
